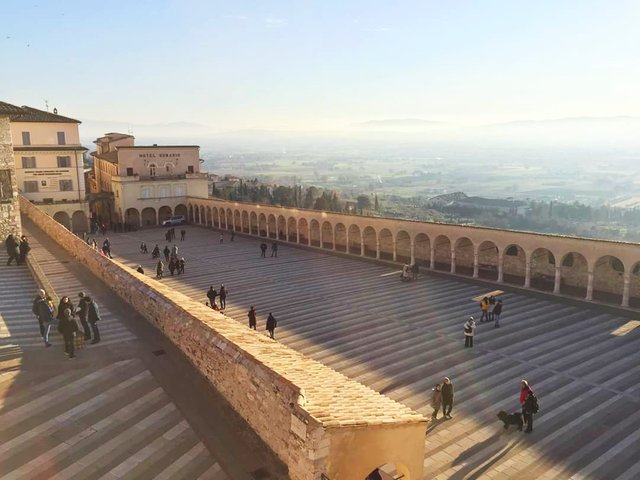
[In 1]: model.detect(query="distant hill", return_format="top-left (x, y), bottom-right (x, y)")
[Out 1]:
top-left (488, 116), bottom-right (640, 128)
top-left (352, 118), bottom-right (448, 129)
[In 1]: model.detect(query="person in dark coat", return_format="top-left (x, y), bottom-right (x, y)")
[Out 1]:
top-left (18, 235), bottom-right (31, 264)
top-left (493, 300), bottom-right (503, 328)
top-left (58, 307), bottom-right (78, 358)
top-left (520, 380), bottom-right (536, 433)
top-left (271, 241), bottom-right (278, 257)
top-left (32, 289), bottom-right (53, 347)
top-left (57, 296), bottom-right (75, 321)
top-left (136, 265), bottom-right (145, 274)
top-left (260, 243), bottom-right (267, 258)
top-left (140, 242), bottom-right (148, 254)
top-left (178, 257), bottom-right (185, 275)
top-left (248, 306), bottom-right (257, 330)
top-left (180, 229), bottom-right (186, 241)
top-left (219, 284), bottom-right (227, 309)
top-left (152, 244), bottom-right (160, 259)
top-left (102, 238), bottom-right (112, 258)
top-left (163, 245), bottom-right (170, 262)
top-left (168, 257), bottom-right (177, 276)
top-left (165, 230), bottom-right (172, 243)
top-left (431, 383), bottom-right (442, 420)
top-left (5, 234), bottom-right (20, 266)
top-left (206, 286), bottom-right (217, 309)
top-left (156, 260), bottom-right (164, 279)
top-left (77, 291), bottom-right (91, 340)
top-left (441, 377), bottom-right (454, 419)
top-left (266, 312), bottom-right (277, 339)
top-left (464, 317), bottom-right (476, 348)
top-left (86, 295), bottom-right (101, 344)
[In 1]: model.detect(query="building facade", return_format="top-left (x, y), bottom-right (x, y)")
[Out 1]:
top-left (2, 101), bottom-right (88, 232)
top-left (91, 133), bottom-right (208, 228)
top-left (0, 103), bottom-right (22, 239)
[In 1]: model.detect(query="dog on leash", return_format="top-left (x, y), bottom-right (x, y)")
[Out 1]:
top-left (497, 411), bottom-right (524, 431)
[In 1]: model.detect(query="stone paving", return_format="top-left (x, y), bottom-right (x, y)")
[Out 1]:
top-left (103, 225), bottom-right (640, 480)
top-left (0, 219), bottom-right (288, 479)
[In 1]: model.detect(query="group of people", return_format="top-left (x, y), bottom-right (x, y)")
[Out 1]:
top-left (260, 241), bottom-right (278, 258)
top-left (400, 263), bottom-right (419, 281)
top-left (479, 295), bottom-right (503, 327)
top-left (149, 243), bottom-right (185, 278)
top-left (206, 284), bottom-right (228, 310)
top-left (31, 289), bottom-right (102, 358)
top-left (247, 306), bottom-right (278, 338)
top-left (165, 228), bottom-right (187, 243)
top-left (4, 233), bottom-right (31, 266)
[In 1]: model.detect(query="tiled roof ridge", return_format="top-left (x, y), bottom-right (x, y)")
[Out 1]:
top-left (0, 101), bottom-right (81, 123)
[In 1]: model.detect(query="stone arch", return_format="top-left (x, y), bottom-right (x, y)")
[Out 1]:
top-left (188, 204), bottom-right (194, 222)
top-left (560, 251), bottom-right (589, 298)
top-left (242, 210), bottom-right (250, 233)
top-left (234, 210), bottom-right (242, 231)
top-left (277, 215), bottom-right (287, 239)
top-left (593, 255), bottom-right (625, 304)
top-left (124, 208), bottom-right (140, 230)
top-left (226, 209), bottom-right (233, 230)
top-left (219, 208), bottom-right (227, 229)
top-left (453, 237), bottom-right (474, 276)
top-left (194, 206), bottom-right (200, 224)
top-left (433, 235), bottom-right (452, 271)
top-left (414, 233), bottom-right (430, 267)
top-left (258, 213), bottom-right (267, 236)
top-left (530, 247), bottom-right (556, 291)
top-left (141, 207), bottom-right (156, 226)
top-left (395, 230), bottom-right (411, 264)
top-left (348, 224), bottom-right (362, 255)
top-left (159, 206), bottom-right (172, 224)
top-left (629, 261), bottom-right (640, 308)
top-left (72, 211), bottom-right (88, 233)
top-left (502, 243), bottom-right (527, 286)
top-left (310, 219), bottom-right (321, 247)
top-left (378, 228), bottom-right (394, 261)
top-left (335, 223), bottom-right (347, 252)
top-left (363, 226), bottom-right (377, 258)
top-left (250, 211), bottom-right (258, 234)
top-left (321, 221), bottom-right (333, 249)
top-left (206, 207), bottom-right (212, 226)
top-left (477, 240), bottom-right (499, 280)
top-left (199, 205), bottom-right (205, 225)
top-left (268, 214), bottom-right (277, 238)
top-left (287, 217), bottom-right (297, 242)
top-left (298, 218), bottom-right (309, 244)
top-left (174, 204), bottom-right (187, 218)
top-left (212, 207), bottom-right (219, 227)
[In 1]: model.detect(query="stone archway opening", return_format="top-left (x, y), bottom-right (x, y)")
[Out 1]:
top-left (630, 262), bottom-right (640, 308)
top-left (454, 237), bottom-right (474, 276)
top-left (322, 221), bottom-right (333, 249)
top-left (309, 220), bottom-right (321, 246)
top-left (477, 240), bottom-right (499, 280)
top-left (226, 209), bottom-right (233, 230)
top-left (268, 214), bottom-right (277, 238)
top-left (530, 248), bottom-right (556, 291)
top-left (200, 206), bottom-right (206, 225)
top-left (72, 210), bottom-right (88, 233)
top-left (503, 244), bottom-right (526, 286)
top-left (219, 209), bottom-right (227, 229)
top-left (433, 235), bottom-right (452, 271)
top-left (334, 223), bottom-right (347, 251)
top-left (188, 205), bottom-right (194, 222)
top-left (396, 230), bottom-right (411, 264)
top-left (298, 218), bottom-right (309, 244)
top-left (53, 211), bottom-right (71, 229)
top-left (212, 207), bottom-right (219, 227)
top-left (124, 208), bottom-right (140, 230)
top-left (159, 206), bottom-right (172, 224)
top-left (174, 204), bottom-right (187, 218)
top-left (206, 207), bottom-right (212, 227)
top-left (560, 252), bottom-right (589, 298)
top-left (141, 207), bottom-right (156, 227)
top-left (349, 224), bottom-right (362, 255)
top-left (250, 212), bottom-right (258, 235)
top-left (235, 210), bottom-right (242, 231)
top-left (287, 217), bottom-right (297, 242)
top-left (193, 206), bottom-right (200, 224)
top-left (363, 226), bottom-right (377, 258)
top-left (379, 228), bottom-right (394, 261)
top-left (593, 255), bottom-right (625, 304)
top-left (277, 215), bottom-right (287, 239)
top-left (414, 233), bottom-right (430, 267)
top-left (258, 213), bottom-right (267, 236)
top-left (242, 211), bottom-right (250, 233)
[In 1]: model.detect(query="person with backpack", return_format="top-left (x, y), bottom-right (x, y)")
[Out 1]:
top-left (58, 307), bottom-right (79, 358)
top-left (520, 380), bottom-right (538, 433)
top-left (479, 297), bottom-right (489, 322)
top-left (32, 289), bottom-right (53, 347)
top-left (464, 317), bottom-right (476, 348)
top-left (493, 299), bottom-right (503, 328)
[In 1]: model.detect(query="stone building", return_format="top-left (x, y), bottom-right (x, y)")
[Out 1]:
top-left (1, 101), bottom-right (89, 232)
top-left (91, 133), bottom-right (208, 228)
top-left (0, 103), bottom-right (22, 239)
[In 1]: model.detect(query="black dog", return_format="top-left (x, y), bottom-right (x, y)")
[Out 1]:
top-left (497, 411), bottom-right (524, 431)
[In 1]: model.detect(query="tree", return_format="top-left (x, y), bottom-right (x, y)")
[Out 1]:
top-left (357, 195), bottom-right (372, 214)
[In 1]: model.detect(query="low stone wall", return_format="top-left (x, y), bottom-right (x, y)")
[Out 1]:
top-left (21, 197), bottom-right (427, 480)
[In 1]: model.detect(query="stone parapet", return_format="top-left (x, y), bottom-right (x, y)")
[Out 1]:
top-left (20, 196), bottom-right (427, 480)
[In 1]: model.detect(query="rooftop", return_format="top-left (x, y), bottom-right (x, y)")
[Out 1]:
top-left (0, 101), bottom-right (81, 123)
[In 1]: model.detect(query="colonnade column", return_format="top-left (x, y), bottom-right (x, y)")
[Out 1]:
top-left (393, 241), bottom-right (397, 262)
top-left (497, 253), bottom-right (504, 283)
top-left (450, 250), bottom-right (456, 274)
top-left (346, 229), bottom-right (350, 253)
top-left (333, 230), bottom-right (336, 250)
top-left (376, 239), bottom-right (380, 259)
top-left (586, 271), bottom-right (594, 301)
top-left (232, 214), bottom-right (236, 232)
top-left (266, 222), bottom-right (270, 238)
top-left (553, 265), bottom-right (561, 294)
top-left (286, 227), bottom-right (290, 242)
top-left (319, 228), bottom-right (323, 248)
top-left (410, 240), bottom-right (415, 265)
top-left (360, 233), bottom-right (365, 256)
top-left (622, 272), bottom-right (631, 307)
top-left (524, 261), bottom-right (531, 288)
top-left (430, 246), bottom-right (435, 270)
top-left (473, 252), bottom-right (479, 278)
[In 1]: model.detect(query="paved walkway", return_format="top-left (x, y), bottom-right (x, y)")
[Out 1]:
top-left (104, 225), bottom-right (640, 480)
top-left (0, 219), bottom-right (287, 479)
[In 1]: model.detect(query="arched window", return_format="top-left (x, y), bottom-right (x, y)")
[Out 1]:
top-left (149, 163), bottom-right (157, 177)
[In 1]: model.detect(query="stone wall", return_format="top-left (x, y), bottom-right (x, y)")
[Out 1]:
top-left (0, 116), bottom-right (20, 239)
top-left (20, 197), bottom-right (427, 480)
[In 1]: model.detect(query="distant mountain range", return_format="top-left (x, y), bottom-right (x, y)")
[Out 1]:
top-left (488, 116), bottom-right (640, 128)
top-left (353, 118), bottom-right (448, 128)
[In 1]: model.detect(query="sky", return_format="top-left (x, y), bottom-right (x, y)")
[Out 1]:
top-left (1, 0), bottom-right (639, 131)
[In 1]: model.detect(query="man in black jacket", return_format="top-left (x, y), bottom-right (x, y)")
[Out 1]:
top-left (441, 377), bottom-right (454, 419)
top-left (266, 312), bottom-right (277, 339)
top-left (86, 295), bottom-right (101, 344)
top-left (5, 234), bottom-right (20, 266)
top-left (32, 289), bottom-right (53, 347)
top-left (77, 292), bottom-right (92, 341)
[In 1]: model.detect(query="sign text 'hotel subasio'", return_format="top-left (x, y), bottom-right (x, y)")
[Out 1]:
top-left (137, 153), bottom-right (182, 158)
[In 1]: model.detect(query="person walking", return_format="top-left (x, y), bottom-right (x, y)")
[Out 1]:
top-left (86, 295), bottom-right (101, 344)
top-left (219, 284), bottom-right (227, 309)
top-left (489, 295), bottom-right (496, 322)
top-left (58, 307), bottom-right (78, 358)
top-left (260, 243), bottom-right (267, 258)
top-left (464, 316), bottom-right (476, 348)
top-left (102, 238), bottom-right (112, 258)
top-left (271, 241), bottom-right (278, 257)
top-left (266, 312), bottom-right (277, 339)
top-left (206, 286), bottom-right (218, 309)
top-left (431, 383), bottom-right (443, 420)
top-left (230, 231), bottom-right (235, 242)
top-left (219, 233), bottom-right (224, 244)
top-left (248, 306), bottom-right (257, 330)
top-left (5, 234), bottom-right (20, 266)
top-left (493, 300), bottom-right (503, 328)
top-left (168, 257), bottom-right (177, 276)
top-left (32, 289), bottom-right (53, 347)
top-left (140, 242), bottom-right (148, 254)
top-left (163, 245), bottom-right (170, 262)
top-left (156, 260), bottom-right (164, 279)
top-left (441, 377), bottom-right (454, 419)
top-left (18, 235), bottom-right (31, 264)
top-left (152, 244), bottom-right (160, 259)
top-left (77, 291), bottom-right (91, 341)
top-left (178, 257), bottom-right (185, 275)
top-left (57, 295), bottom-right (75, 321)
top-left (180, 229), bottom-right (186, 241)
top-left (171, 244), bottom-right (178, 258)
top-left (479, 297), bottom-right (489, 322)
top-left (520, 380), bottom-right (537, 433)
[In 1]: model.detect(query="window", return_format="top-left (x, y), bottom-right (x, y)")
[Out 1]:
top-left (57, 132), bottom-right (66, 145)
top-left (165, 163), bottom-right (173, 174)
top-left (0, 169), bottom-right (12, 200)
top-left (126, 167), bottom-right (134, 176)
top-left (21, 156), bottom-right (36, 168)
top-left (187, 165), bottom-right (194, 173)
top-left (174, 185), bottom-right (186, 196)
top-left (21, 132), bottom-right (31, 145)
top-left (23, 181), bottom-right (38, 193)
top-left (59, 179), bottom-right (73, 191)
top-left (141, 187), bottom-right (152, 198)
top-left (56, 156), bottom-right (71, 168)
top-left (159, 186), bottom-right (170, 198)
top-left (149, 164), bottom-right (157, 177)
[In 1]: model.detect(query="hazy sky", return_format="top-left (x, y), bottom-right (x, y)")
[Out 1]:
top-left (2, 0), bottom-right (639, 130)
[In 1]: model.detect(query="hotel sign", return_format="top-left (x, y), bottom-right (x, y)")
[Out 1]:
top-left (138, 153), bottom-right (181, 158)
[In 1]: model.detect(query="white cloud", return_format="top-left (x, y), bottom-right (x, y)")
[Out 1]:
top-left (264, 16), bottom-right (287, 27)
